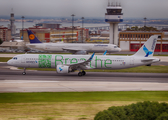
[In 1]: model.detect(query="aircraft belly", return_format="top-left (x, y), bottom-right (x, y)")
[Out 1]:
top-left (16, 63), bottom-right (28, 68)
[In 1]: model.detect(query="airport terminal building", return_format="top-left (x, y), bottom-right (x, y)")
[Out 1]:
top-left (119, 31), bottom-right (168, 52)
top-left (20, 24), bottom-right (89, 43)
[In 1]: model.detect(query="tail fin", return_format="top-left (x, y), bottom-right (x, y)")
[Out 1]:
top-left (27, 30), bottom-right (42, 43)
top-left (133, 35), bottom-right (159, 57)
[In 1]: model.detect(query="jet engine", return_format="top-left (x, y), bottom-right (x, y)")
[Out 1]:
top-left (56, 65), bottom-right (70, 74)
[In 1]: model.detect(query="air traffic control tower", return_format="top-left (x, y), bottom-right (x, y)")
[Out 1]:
top-left (105, 1), bottom-right (123, 45)
top-left (9, 9), bottom-right (16, 36)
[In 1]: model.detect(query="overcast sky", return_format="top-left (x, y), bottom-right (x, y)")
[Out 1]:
top-left (0, 0), bottom-right (168, 19)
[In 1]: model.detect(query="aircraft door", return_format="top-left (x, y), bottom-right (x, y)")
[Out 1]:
top-left (20, 55), bottom-right (28, 67)
top-left (130, 57), bottom-right (134, 65)
top-left (21, 55), bottom-right (26, 63)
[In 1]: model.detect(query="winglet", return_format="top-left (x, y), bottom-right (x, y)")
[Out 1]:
top-left (103, 50), bottom-right (107, 55)
top-left (89, 53), bottom-right (95, 61)
top-left (27, 30), bottom-right (42, 43)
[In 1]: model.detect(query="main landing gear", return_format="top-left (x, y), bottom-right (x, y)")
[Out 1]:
top-left (78, 71), bottom-right (86, 76)
top-left (22, 68), bottom-right (26, 75)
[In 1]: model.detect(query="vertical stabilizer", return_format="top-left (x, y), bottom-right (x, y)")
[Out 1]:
top-left (133, 35), bottom-right (159, 57)
top-left (27, 30), bottom-right (42, 43)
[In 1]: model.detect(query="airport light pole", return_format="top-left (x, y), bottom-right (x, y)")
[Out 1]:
top-left (144, 17), bottom-right (147, 31)
top-left (21, 16), bottom-right (24, 40)
top-left (71, 14), bottom-right (75, 42)
top-left (81, 17), bottom-right (84, 43)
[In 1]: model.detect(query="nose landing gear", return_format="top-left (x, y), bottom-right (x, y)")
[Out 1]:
top-left (78, 70), bottom-right (86, 76)
top-left (22, 68), bottom-right (26, 75)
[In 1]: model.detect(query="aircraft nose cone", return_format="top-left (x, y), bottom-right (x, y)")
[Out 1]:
top-left (118, 48), bottom-right (122, 52)
top-left (7, 59), bottom-right (13, 65)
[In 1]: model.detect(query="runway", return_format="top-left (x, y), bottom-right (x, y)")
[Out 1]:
top-left (0, 62), bottom-right (168, 92)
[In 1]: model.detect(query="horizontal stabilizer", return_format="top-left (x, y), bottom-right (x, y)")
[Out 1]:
top-left (141, 59), bottom-right (155, 62)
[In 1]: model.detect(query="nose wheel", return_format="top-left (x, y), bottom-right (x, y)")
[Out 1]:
top-left (78, 71), bottom-right (86, 76)
top-left (22, 72), bottom-right (26, 75)
top-left (22, 68), bottom-right (26, 75)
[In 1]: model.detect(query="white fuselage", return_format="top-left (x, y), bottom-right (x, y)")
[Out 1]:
top-left (26, 43), bottom-right (121, 53)
top-left (7, 54), bottom-right (159, 70)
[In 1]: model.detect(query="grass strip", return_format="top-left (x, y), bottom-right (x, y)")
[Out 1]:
top-left (0, 57), bottom-right (12, 62)
top-left (0, 92), bottom-right (168, 120)
top-left (0, 91), bottom-right (168, 103)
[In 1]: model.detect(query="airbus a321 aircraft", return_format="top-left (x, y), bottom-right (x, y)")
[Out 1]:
top-left (26, 30), bottom-right (121, 54)
top-left (7, 35), bottom-right (160, 76)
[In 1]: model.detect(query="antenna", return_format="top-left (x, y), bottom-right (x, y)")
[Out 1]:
top-left (108, 0), bottom-right (110, 6)
top-left (111, 2), bottom-right (114, 6)
top-left (11, 8), bottom-right (14, 13)
top-left (119, 2), bottom-right (121, 7)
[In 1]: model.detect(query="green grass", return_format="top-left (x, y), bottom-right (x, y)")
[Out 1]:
top-left (0, 91), bottom-right (168, 103)
top-left (0, 92), bottom-right (168, 120)
top-left (0, 57), bottom-right (12, 62)
top-left (0, 52), bottom-right (24, 54)
top-left (87, 66), bottom-right (168, 73)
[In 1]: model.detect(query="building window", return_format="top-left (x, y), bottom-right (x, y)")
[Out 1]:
top-left (125, 34), bottom-right (127, 38)
top-left (120, 34), bottom-right (122, 38)
top-left (133, 34), bottom-right (136, 38)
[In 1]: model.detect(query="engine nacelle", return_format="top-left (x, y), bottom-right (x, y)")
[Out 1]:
top-left (56, 65), bottom-right (70, 74)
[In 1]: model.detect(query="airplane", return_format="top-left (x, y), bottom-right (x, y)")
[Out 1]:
top-left (26, 30), bottom-right (121, 54)
top-left (7, 35), bottom-right (160, 76)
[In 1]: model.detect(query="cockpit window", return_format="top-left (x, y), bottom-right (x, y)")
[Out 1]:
top-left (114, 46), bottom-right (118, 48)
top-left (13, 57), bottom-right (17, 60)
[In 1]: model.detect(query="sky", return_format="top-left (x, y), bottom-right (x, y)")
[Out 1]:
top-left (0, 0), bottom-right (168, 19)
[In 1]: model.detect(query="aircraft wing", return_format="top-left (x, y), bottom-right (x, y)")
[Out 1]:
top-left (62, 47), bottom-right (87, 54)
top-left (66, 53), bottom-right (95, 70)
top-left (62, 47), bottom-right (85, 51)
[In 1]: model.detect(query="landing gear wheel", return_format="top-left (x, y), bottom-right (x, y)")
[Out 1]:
top-left (78, 72), bottom-right (83, 76)
top-left (82, 71), bottom-right (86, 76)
top-left (22, 68), bottom-right (26, 75)
top-left (22, 72), bottom-right (26, 75)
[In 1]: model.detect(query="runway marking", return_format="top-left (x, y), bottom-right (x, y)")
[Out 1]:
top-left (0, 80), bottom-right (60, 83)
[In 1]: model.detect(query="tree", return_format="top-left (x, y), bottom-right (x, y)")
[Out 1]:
top-left (156, 113), bottom-right (168, 120)
top-left (127, 26), bottom-right (158, 31)
top-left (94, 101), bottom-right (168, 120)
